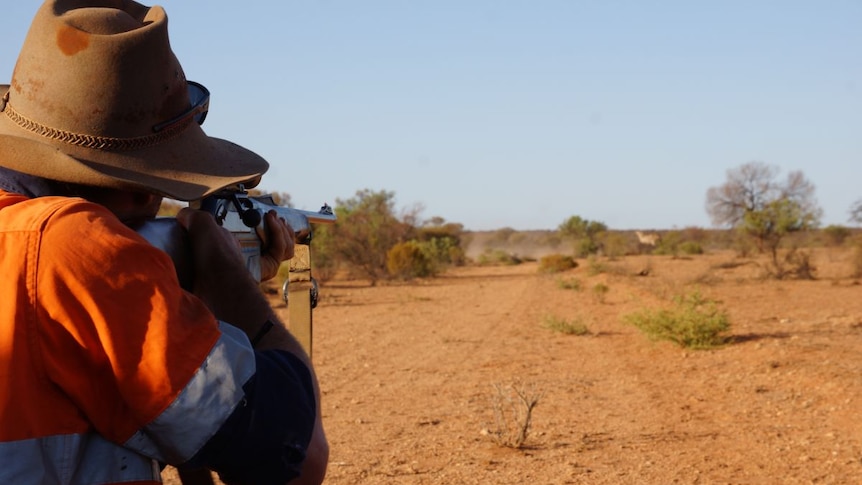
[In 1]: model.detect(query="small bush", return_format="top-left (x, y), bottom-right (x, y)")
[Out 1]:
top-left (822, 225), bottom-right (851, 247)
top-left (783, 248), bottom-right (816, 280)
top-left (486, 382), bottom-right (543, 449)
top-left (538, 254), bottom-right (578, 273)
top-left (542, 315), bottom-right (590, 335)
top-left (600, 231), bottom-right (631, 259)
top-left (556, 277), bottom-right (582, 291)
top-left (623, 291), bottom-right (731, 349)
top-left (652, 232), bottom-right (704, 257)
top-left (386, 241), bottom-right (435, 279)
top-left (574, 238), bottom-right (600, 257)
top-left (417, 235), bottom-right (465, 267)
top-left (652, 231), bottom-right (682, 256)
top-left (679, 241), bottom-right (704, 255)
top-left (591, 283), bottom-right (609, 303)
top-left (586, 256), bottom-right (607, 275)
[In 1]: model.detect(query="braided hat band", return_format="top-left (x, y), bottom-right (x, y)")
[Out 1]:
top-left (1, 91), bottom-right (190, 152)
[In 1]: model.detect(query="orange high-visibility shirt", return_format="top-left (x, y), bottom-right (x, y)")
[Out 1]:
top-left (0, 190), bottom-right (256, 484)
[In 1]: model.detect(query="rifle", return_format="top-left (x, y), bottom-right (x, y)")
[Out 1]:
top-left (135, 185), bottom-right (336, 286)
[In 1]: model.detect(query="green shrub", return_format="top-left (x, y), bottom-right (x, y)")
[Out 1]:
top-left (556, 277), bottom-right (582, 291)
top-left (586, 256), bottom-right (607, 275)
top-left (574, 238), bottom-right (600, 257)
top-left (542, 315), bottom-right (590, 335)
top-left (592, 283), bottom-right (609, 303)
top-left (679, 241), bottom-right (704, 255)
top-left (652, 231), bottom-right (681, 256)
top-left (822, 225), bottom-right (851, 247)
top-left (417, 236), bottom-right (465, 267)
top-left (651, 232), bottom-right (703, 256)
top-left (623, 291), bottom-right (730, 349)
top-left (386, 241), bottom-right (435, 279)
top-left (600, 231), bottom-right (631, 259)
top-left (538, 254), bottom-right (577, 273)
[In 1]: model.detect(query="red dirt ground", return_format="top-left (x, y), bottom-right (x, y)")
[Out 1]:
top-left (165, 248), bottom-right (862, 484)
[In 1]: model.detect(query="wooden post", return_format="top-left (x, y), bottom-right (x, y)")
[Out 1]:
top-left (287, 244), bottom-right (314, 358)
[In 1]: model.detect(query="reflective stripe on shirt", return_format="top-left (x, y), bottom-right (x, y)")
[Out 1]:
top-left (0, 432), bottom-right (161, 485)
top-left (124, 322), bottom-right (256, 463)
top-left (0, 323), bottom-right (254, 484)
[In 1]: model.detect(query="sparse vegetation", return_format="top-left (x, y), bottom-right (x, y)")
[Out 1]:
top-left (586, 256), bottom-right (608, 276)
top-left (679, 241), bottom-right (704, 255)
top-left (311, 189), bottom-right (465, 284)
top-left (766, 247), bottom-right (816, 280)
top-left (599, 231), bottom-right (631, 259)
top-left (538, 254), bottom-right (577, 273)
top-left (850, 198), bottom-right (862, 226)
top-left (851, 237), bottom-right (862, 278)
top-left (558, 215), bottom-right (608, 257)
top-left (311, 189), bottom-right (411, 284)
top-left (416, 220), bottom-right (467, 267)
top-left (623, 291), bottom-right (731, 349)
top-left (386, 241), bottom-right (435, 280)
top-left (556, 276), bottom-right (582, 291)
top-left (822, 225), bottom-right (852, 247)
top-left (486, 382), bottom-right (544, 449)
top-left (651, 231), bottom-right (704, 257)
top-left (705, 162), bottom-right (822, 277)
top-left (542, 314), bottom-right (590, 335)
top-left (592, 283), bottom-right (609, 303)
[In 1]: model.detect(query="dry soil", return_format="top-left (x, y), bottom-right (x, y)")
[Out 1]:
top-left (165, 248), bottom-right (862, 485)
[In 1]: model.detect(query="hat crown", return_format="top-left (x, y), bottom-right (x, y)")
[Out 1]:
top-left (0, 1), bottom-right (269, 201)
top-left (9, 1), bottom-right (188, 139)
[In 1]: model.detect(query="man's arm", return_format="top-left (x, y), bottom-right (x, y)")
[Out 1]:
top-left (176, 208), bottom-right (329, 484)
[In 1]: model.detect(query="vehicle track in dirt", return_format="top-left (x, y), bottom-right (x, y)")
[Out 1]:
top-left (164, 249), bottom-right (862, 484)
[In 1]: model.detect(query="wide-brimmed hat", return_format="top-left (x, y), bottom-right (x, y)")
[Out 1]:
top-left (0, 0), bottom-right (268, 201)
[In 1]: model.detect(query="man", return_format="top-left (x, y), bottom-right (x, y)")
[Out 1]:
top-left (0, 1), bottom-right (328, 484)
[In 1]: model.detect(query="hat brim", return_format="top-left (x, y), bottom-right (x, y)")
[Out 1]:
top-left (0, 84), bottom-right (268, 201)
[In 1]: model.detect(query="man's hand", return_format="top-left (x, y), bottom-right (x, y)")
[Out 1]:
top-left (176, 207), bottom-right (245, 268)
top-left (175, 207), bottom-right (253, 311)
top-left (259, 210), bottom-right (296, 282)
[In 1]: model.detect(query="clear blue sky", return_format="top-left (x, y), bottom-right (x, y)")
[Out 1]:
top-left (2, 1), bottom-right (860, 231)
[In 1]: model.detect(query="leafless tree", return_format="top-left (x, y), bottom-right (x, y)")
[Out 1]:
top-left (849, 198), bottom-right (862, 226)
top-left (705, 162), bottom-right (821, 277)
top-left (706, 161), bottom-right (821, 230)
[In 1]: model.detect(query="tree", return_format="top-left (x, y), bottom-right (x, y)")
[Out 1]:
top-left (558, 215), bottom-right (608, 256)
top-left (313, 189), bottom-right (413, 285)
top-left (849, 198), bottom-right (862, 226)
top-left (248, 189), bottom-right (293, 208)
top-left (705, 162), bottom-right (821, 276)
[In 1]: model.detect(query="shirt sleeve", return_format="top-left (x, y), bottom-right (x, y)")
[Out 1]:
top-left (33, 198), bottom-right (246, 459)
top-left (184, 349), bottom-right (317, 485)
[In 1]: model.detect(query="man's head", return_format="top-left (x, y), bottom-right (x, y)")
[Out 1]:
top-left (0, 0), bottom-right (269, 201)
